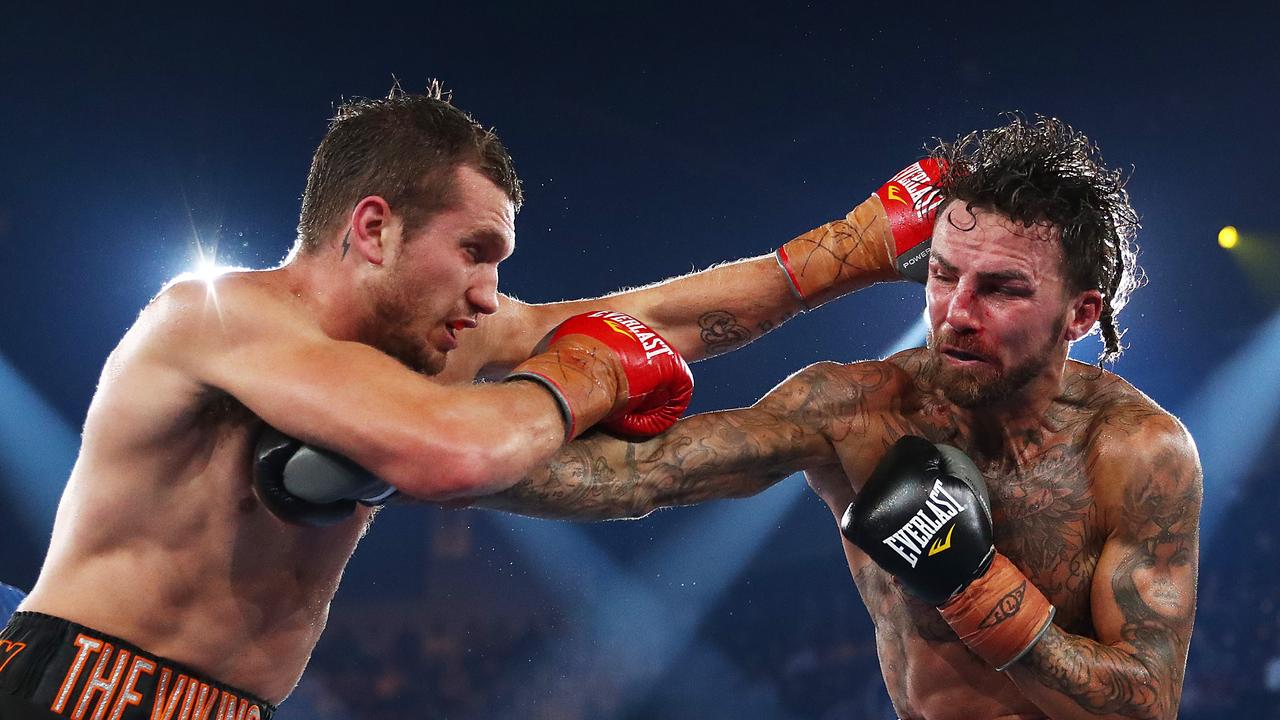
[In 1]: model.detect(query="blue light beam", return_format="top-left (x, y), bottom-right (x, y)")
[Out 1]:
top-left (1178, 308), bottom-right (1280, 542)
top-left (0, 351), bottom-right (79, 541)
top-left (481, 318), bottom-right (929, 714)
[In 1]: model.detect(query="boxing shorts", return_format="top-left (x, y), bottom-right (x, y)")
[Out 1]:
top-left (0, 612), bottom-right (276, 719)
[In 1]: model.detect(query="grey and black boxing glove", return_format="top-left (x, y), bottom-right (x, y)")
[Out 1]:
top-left (840, 436), bottom-right (1055, 670)
top-left (253, 426), bottom-right (397, 527)
top-left (839, 435), bottom-right (996, 604)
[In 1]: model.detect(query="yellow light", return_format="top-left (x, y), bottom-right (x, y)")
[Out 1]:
top-left (1219, 226), bottom-right (1239, 249)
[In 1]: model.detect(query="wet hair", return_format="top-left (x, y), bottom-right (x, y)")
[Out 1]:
top-left (928, 115), bottom-right (1142, 364)
top-left (294, 80), bottom-right (522, 253)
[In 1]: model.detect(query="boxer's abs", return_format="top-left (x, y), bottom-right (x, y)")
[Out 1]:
top-left (22, 415), bottom-right (373, 703)
top-left (852, 560), bottom-right (1048, 719)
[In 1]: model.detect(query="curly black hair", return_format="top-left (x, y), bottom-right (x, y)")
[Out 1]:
top-left (928, 115), bottom-right (1143, 364)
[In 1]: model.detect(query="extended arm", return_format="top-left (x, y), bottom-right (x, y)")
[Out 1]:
top-left (493, 254), bottom-right (807, 370)
top-left (446, 254), bottom-right (807, 382)
top-left (1004, 414), bottom-right (1202, 720)
top-left (443, 160), bottom-right (944, 382)
top-left (476, 361), bottom-right (883, 520)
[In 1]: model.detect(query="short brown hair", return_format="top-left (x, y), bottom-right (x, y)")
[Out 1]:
top-left (295, 81), bottom-right (523, 253)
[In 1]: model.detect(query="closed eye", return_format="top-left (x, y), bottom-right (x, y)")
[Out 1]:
top-left (990, 285), bottom-right (1032, 297)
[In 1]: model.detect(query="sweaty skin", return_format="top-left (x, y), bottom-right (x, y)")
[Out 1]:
top-left (18, 165), bottom-right (815, 703)
top-left (483, 205), bottom-right (1201, 720)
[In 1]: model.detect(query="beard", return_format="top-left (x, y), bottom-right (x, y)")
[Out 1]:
top-left (366, 269), bottom-right (447, 376)
top-left (923, 318), bottom-right (1065, 408)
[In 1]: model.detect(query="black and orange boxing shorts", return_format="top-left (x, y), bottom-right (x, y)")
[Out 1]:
top-left (0, 612), bottom-right (276, 719)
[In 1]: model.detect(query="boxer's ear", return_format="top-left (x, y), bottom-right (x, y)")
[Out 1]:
top-left (1065, 288), bottom-right (1103, 341)
top-left (346, 196), bottom-right (396, 266)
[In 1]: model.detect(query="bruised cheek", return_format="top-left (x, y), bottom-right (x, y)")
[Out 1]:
top-left (992, 301), bottom-right (1053, 350)
top-left (924, 288), bottom-right (951, 331)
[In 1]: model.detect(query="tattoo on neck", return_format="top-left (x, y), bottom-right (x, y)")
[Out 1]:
top-left (341, 228), bottom-right (352, 260)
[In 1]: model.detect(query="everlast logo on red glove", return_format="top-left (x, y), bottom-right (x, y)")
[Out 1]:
top-left (586, 311), bottom-right (676, 361)
top-left (508, 310), bottom-right (693, 441)
top-left (875, 159), bottom-right (948, 282)
top-left (880, 161), bottom-right (946, 220)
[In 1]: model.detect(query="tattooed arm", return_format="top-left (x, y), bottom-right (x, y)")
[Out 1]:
top-left (1004, 411), bottom-right (1202, 720)
top-left (472, 361), bottom-right (880, 520)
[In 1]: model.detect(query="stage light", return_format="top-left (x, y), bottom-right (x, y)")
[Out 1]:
top-left (1219, 225), bottom-right (1239, 249)
top-left (187, 235), bottom-right (231, 285)
top-left (1182, 307), bottom-right (1280, 542)
top-left (0, 352), bottom-right (78, 542)
top-left (192, 256), bottom-right (228, 284)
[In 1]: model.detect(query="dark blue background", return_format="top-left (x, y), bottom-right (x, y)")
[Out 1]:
top-left (2, 3), bottom-right (1277, 718)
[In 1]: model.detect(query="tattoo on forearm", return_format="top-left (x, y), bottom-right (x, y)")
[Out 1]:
top-left (487, 441), bottom-right (635, 520)
top-left (757, 311), bottom-right (796, 336)
top-left (1026, 626), bottom-right (1162, 717)
top-left (489, 414), bottom-right (795, 521)
top-left (698, 311), bottom-right (752, 355)
top-left (490, 361), bottom-right (877, 521)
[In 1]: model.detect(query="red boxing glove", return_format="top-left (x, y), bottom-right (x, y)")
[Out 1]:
top-left (508, 311), bottom-right (694, 440)
top-left (874, 158), bottom-right (947, 283)
top-left (583, 311), bottom-right (694, 437)
top-left (775, 158), bottom-right (948, 306)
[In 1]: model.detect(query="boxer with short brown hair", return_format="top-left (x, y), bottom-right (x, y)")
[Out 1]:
top-left (0, 82), bottom-right (930, 717)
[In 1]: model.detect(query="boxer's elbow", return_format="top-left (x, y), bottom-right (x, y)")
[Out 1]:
top-left (373, 426), bottom-right (528, 502)
top-left (370, 444), bottom-right (469, 501)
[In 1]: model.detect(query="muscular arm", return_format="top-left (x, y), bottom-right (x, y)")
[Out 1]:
top-left (476, 360), bottom-right (892, 521)
top-left (1004, 413), bottom-right (1202, 720)
top-left (441, 254), bottom-right (808, 382)
top-left (149, 276), bottom-right (584, 502)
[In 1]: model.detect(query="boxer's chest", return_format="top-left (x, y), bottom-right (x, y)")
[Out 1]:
top-left (849, 420), bottom-right (1107, 642)
top-left (980, 438), bottom-right (1106, 637)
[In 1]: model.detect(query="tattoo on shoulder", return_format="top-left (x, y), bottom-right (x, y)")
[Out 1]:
top-left (1021, 442), bottom-right (1199, 719)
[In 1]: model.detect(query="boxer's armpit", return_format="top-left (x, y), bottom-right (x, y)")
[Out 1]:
top-left (479, 360), bottom-right (884, 520)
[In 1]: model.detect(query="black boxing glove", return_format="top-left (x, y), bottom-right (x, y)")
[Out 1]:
top-left (841, 436), bottom-right (1055, 670)
top-left (253, 426), bottom-right (396, 527)
top-left (840, 435), bottom-right (995, 604)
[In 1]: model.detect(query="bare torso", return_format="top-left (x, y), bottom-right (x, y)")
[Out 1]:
top-left (22, 276), bottom-right (375, 703)
top-left (805, 349), bottom-right (1152, 720)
